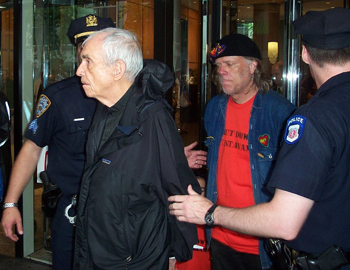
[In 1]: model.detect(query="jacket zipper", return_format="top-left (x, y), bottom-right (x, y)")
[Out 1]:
top-left (122, 194), bottom-right (133, 268)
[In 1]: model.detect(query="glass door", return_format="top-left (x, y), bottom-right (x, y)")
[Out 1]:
top-left (0, 4), bottom-right (15, 258)
top-left (203, 0), bottom-right (346, 108)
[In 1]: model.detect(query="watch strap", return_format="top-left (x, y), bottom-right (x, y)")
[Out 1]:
top-left (2, 203), bottom-right (19, 210)
top-left (206, 204), bottom-right (218, 214)
top-left (205, 204), bottom-right (218, 227)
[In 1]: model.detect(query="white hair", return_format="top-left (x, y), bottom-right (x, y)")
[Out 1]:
top-left (85, 28), bottom-right (143, 82)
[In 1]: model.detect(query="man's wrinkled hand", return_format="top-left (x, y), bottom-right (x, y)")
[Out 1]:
top-left (184, 142), bottom-right (207, 169)
top-left (1, 207), bottom-right (23, 242)
top-left (168, 185), bottom-right (213, 224)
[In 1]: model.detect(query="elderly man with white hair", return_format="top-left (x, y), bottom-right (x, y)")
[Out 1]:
top-left (74, 28), bottom-right (201, 269)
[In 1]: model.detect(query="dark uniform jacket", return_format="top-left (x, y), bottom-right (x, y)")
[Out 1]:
top-left (269, 71), bottom-right (350, 254)
top-left (26, 76), bottom-right (97, 196)
top-left (74, 60), bottom-right (201, 270)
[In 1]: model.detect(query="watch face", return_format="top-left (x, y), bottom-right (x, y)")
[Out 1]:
top-left (205, 213), bottom-right (214, 226)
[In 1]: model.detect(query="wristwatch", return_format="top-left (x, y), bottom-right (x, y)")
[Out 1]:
top-left (2, 203), bottom-right (19, 210)
top-left (205, 204), bottom-right (218, 227)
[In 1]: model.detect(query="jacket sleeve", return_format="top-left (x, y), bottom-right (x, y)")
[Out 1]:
top-left (273, 98), bottom-right (297, 143)
top-left (154, 107), bottom-right (201, 262)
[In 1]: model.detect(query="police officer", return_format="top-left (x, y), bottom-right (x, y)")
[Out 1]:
top-left (1, 15), bottom-right (115, 270)
top-left (169, 7), bottom-right (350, 270)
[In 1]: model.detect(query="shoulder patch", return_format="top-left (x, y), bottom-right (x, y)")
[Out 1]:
top-left (28, 119), bottom-right (38, 134)
top-left (36, 94), bottom-right (51, 118)
top-left (284, 115), bottom-right (306, 144)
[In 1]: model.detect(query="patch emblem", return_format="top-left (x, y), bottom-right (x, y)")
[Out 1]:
top-left (28, 119), bottom-right (38, 134)
top-left (102, 158), bottom-right (111, 165)
top-left (210, 43), bottom-right (226, 62)
top-left (284, 115), bottom-right (306, 144)
top-left (36, 94), bottom-right (51, 118)
top-left (258, 134), bottom-right (270, 147)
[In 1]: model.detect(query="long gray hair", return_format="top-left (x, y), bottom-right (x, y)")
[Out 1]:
top-left (212, 57), bottom-right (270, 94)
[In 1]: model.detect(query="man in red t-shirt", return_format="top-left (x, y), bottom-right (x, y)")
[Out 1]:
top-left (169, 34), bottom-right (295, 270)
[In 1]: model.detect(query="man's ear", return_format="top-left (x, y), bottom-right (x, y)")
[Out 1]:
top-left (249, 60), bottom-right (258, 75)
top-left (301, 45), bottom-right (310, 65)
top-left (113, 60), bottom-right (126, 80)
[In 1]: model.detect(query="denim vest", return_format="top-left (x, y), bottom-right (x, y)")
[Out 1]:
top-left (204, 90), bottom-right (296, 269)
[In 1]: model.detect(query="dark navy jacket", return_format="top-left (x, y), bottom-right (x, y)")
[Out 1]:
top-left (269, 72), bottom-right (350, 257)
top-left (74, 60), bottom-right (201, 269)
top-left (26, 76), bottom-right (96, 196)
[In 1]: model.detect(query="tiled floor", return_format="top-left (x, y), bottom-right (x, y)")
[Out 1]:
top-left (0, 254), bottom-right (52, 270)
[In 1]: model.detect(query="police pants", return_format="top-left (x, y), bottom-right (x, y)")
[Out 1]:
top-left (51, 195), bottom-right (76, 270)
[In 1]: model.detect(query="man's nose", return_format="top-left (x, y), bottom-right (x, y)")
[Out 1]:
top-left (76, 64), bottom-right (84, 77)
top-left (217, 66), bottom-right (227, 75)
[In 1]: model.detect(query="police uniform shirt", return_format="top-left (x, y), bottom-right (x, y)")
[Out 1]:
top-left (26, 76), bottom-right (96, 196)
top-left (268, 72), bottom-right (350, 254)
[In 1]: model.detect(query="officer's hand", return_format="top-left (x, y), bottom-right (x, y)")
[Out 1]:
top-left (1, 207), bottom-right (23, 241)
top-left (169, 185), bottom-right (212, 224)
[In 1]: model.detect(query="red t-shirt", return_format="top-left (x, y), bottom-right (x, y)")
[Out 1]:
top-left (175, 225), bottom-right (212, 270)
top-left (212, 96), bottom-right (259, 255)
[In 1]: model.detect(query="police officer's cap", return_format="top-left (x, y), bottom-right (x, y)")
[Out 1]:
top-left (67, 14), bottom-right (115, 46)
top-left (293, 7), bottom-right (350, 50)
top-left (209, 33), bottom-right (261, 62)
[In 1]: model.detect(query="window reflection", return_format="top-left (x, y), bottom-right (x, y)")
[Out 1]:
top-left (219, 0), bottom-right (344, 107)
